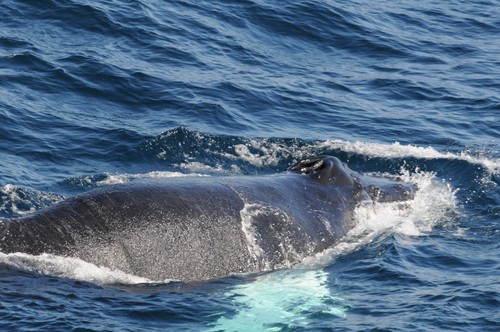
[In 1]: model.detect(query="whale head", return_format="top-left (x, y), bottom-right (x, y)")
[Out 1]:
top-left (288, 156), bottom-right (355, 185)
top-left (288, 156), bottom-right (418, 203)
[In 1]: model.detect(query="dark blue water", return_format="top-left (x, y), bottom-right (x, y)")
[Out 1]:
top-left (0, 0), bottom-right (498, 330)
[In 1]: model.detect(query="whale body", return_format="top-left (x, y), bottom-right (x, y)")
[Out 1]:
top-left (0, 156), bottom-right (415, 281)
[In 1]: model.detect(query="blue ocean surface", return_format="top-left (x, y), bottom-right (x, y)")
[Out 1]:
top-left (0, 0), bottom-right (498, 331)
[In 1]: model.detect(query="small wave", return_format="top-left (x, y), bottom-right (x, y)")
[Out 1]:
top-left (232, 138), bottom-right (499, 174)
top-left (0, 252), bottom-right (169, 285)
top-left (319, 140), bottom-right (500, 174)
top-left (0, 184), bottom-right (64, 217)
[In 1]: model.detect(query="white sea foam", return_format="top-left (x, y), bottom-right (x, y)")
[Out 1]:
top-left (0, 184), bottom-right (37, 215)
top-left (0, 252), bottom-right (167, 285)
top-left (229, 139), bottom-right (499, 174)
top-left (176, 161), bottom-right (241, 174)
top-left (96, 170), bottom-right (208, 186)
top-left (0, 184), bottom-right (64, 216)
top-left (230, 140), bottom-right (308, 168)
top-left (320, 140), bottom-right (499, 174)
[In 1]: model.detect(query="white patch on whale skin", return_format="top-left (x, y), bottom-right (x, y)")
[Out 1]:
top-left (239, 202), bottom-right (310, 272)
top-left (239, 203), bottom-right (272, 270)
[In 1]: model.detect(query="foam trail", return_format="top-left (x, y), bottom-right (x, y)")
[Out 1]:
top-left (320, 140), bottom-right (499, 173)
top-left (0, 252), bottom-right (166, 285)
top-left (209, 269), bottom-right (347, 331)
top-left (229, 139), bottom-right (499, 174)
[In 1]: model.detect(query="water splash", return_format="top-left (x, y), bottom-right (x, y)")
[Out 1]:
top-left (0, 184), bottom-right (64, 216)
top-left (0, 252), bottom-right (165, 285)
top-left (299, 167), bottom-right (458, 270)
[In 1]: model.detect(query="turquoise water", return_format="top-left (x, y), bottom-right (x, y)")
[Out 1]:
top-left (0, 0), bottom-right (498, 331)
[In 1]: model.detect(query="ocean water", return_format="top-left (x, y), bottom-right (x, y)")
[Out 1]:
top-left (0, 0), bottom-right (498, 331)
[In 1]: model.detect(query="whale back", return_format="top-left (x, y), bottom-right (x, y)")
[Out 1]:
top-left (0, 175), bottom-right (356, 281)
top-left (1, 180), bottom-right (258, 281)
top-left (0, 156), bottom-right (416, 281)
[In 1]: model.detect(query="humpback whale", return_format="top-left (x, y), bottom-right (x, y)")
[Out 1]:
top-left (0, 156), bottom-right (415, 281)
